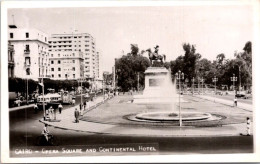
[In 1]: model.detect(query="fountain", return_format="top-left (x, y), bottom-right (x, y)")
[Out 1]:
top-left (130, 46), bottom-right (216, 125)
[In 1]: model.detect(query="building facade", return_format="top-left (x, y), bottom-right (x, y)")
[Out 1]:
top-left (8, 41), bottom-right (15, 78)
top-left (8, 26), bottom-right (50, 80)
top-left (48, 33), bottom-right (100, 80)
top-left (49, 51), bottom-right (84, 80)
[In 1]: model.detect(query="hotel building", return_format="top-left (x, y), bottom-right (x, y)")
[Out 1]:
top-left (48, 33), bottom-right (100, 80)
top-left (8, 25), bottom-right (50, 81)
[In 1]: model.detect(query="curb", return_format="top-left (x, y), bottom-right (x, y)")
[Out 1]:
top-left (195, 95), bottom-right (252, 112)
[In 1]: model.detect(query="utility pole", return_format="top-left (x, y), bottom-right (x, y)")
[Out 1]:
top-left (231, 74), bottom-right (237, 96)
top-left (201, 77), bottom-right (204, 95)
top-left (137, 72), bottom-right (140, 92)
top-left (212, 76), bottom-right (218, 102)
top-left (192, 77), bottom-right (195, 96)
top-left (175, 70), bottom-right (184, 127)
top-left (198, 77), bottom-right (200, 94)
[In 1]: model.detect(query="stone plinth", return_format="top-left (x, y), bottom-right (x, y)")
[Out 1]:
top-left (133, 67), bottom-right (186, 104)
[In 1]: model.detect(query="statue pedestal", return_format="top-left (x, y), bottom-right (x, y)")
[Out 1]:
top-left (133, 67), bottom-right (186, 104)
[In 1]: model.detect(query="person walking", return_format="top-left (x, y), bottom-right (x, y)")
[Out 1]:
top-left (45, 108), bottom-right (50, 120)
top-left (34, 103), bottom-right (38, 114)
top-left (86, 100), bottom-right (90, 111)
top-left (234, 96), bottom-right (238, 107)
top-left (83, 101), bottom-right (86, 111)
top-left (74, 108), bottom-right (80, 123)
top-left (58, 103), bottom-right (63, 114)
top-left (247, 117), bottom-right (251, 136)
top-left (49, 106), bottom-right (54, 120)
top-left (72, 99), bottom-right (75, 106)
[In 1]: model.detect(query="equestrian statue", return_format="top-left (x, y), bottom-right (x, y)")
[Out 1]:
top-left (146, 45), bottom-right (166, 64)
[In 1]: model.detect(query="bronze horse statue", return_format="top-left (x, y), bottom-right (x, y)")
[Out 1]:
top-left (146, 48), bottom-right (166, 64)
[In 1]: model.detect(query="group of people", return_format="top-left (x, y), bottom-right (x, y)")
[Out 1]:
top-left (34, 103), bottom-right (63, 120)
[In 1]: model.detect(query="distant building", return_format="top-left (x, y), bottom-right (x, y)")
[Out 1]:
top-left (49, 51), bottom-right (84, 80)
top-left (8, 25), bottom-right (50, 80)
top-left (8, 41), bottom-right (15, 78)
top-left (48, 32), bottom-right (100, 80)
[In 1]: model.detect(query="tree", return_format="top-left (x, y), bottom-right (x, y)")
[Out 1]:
top-left (182, 43), bottom-right (201, 85)
top-left (115, 44), bottom-right (150, 91)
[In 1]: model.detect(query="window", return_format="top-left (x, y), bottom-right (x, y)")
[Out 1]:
top-left (58, 74), bottom-right (61, 78)
top-left (25, 45), bottom-right (30, 51)
top-left (25, 57), bottom-right (31, 66)
top-left (10, 33), bottom-right (13, 38)
top-left (58, 68), bottom-right (61, 71)
top-left (58, 54), bottom-right (60, 57)
top-left (58, 60), bottom-right (61, 64)
top-left (51, 60), bottom-right (54, 64)
top-left (51, 68), bottom-right (54, 71)
top-left (45, 37), bottom-right (47, 42)
top-left (26, 68), bottom-right (30, 75)
top-left (51, 54), bottom-right (53, 57)
top-left (52, 74), bottom-right (54, 78)
top-left (26, 32), bottom-right (29, 38)
top-left (73, 74), bottom-right (75, 78)
top-left (65, 74), bottom-right (68, 78)
top-left (72, 67), bottom-right (75, 71)
top-left (73, 60), bottom-right (75, 63)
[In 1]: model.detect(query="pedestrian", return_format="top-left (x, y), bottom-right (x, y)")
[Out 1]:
top-left (234, 96), bottom-right (237, 107)
top-left (49, 106), bottom-right (54, 120)
top-left (58, 103), bottom-right (63, 114)
top-left (74, 108), bottom-right (80, 123)
top-left (86, 100), bottom-right (90, 111)
top-left (247, 117), bottom-right (251, 136)
top-left (72, 99), bottom-right (75, 105)
top-left (80, 103), bottom-right (84, 116)
top-left (83, 101), bottom-right (86, 111)
top-left (34, 103), bottom-right (38, 113)
top-left (79, 103), bottom-right (82, 111)
top-left (45, 108), bottom-right (49, 120)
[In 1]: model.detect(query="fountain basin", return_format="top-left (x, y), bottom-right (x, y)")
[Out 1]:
top-left (135, 112), bottom-right (212, 121)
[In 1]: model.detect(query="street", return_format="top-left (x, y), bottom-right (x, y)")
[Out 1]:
top-left (9, 95), bottom-right (253, 157)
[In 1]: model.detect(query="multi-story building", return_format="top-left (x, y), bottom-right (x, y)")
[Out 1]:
top-left (48, 32), bottom-right (99, 80)
top-left (8, 25), bottom-right (50, 80)
top-left (8, 41), bottom-right (15, 78)
top-left (49, 51), bottom-right (84, 80)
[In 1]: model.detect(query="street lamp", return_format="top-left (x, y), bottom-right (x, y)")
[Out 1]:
top-left (201, 77), bottom-right (204, 95)
top-left (230, 74), bottom-right (237, 95)
top-left (212, 76), bottom-right (218, 102)
top-left (235, 65), bottom-right (242, 91)
top-left (198, 77), bottom-right (200, 94)
top-left (77, 77), bottom-right (85, 106)
top-left (192, 77), bottom-right (195, 96)
top-left (175, 70), bottom-right (184, 127)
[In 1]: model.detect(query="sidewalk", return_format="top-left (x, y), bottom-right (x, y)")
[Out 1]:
top-left (40, 95), bottom-right (252, 137)
top-left (195, 95), bottom-right (253, 112)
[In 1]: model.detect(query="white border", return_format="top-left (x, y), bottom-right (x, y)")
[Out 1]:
top-left (1, 0), bottom-right (260, 163)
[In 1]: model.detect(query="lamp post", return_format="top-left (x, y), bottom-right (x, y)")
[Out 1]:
top-left (212, 76), bottom-right (218, 102)
top-left (192, 77), bottom-right (195, 96)
top-left (175, 70), bottom-right (184, 127)
top-left (231, 74), bottom-right (237, 96)
top-left (235, 65), bottom-right (242, 92)
top-left (137, 72), bottom-right (140, 92)
top-left (201, 77), bottom-right (204, 95)
top-left (198, 77), bottom-right (200, 94)
top-left (78, 77), bottom-right (85, 106)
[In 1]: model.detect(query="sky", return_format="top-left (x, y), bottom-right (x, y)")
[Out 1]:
top-left (8, 5), bottom-right (253, 73)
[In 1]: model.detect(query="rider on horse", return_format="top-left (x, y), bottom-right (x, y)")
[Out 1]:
top-left (154, 45), bottom-right (159, 58)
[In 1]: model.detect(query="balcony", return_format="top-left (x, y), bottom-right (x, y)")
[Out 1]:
top-left (24, 49), bottom-right (30, 54)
